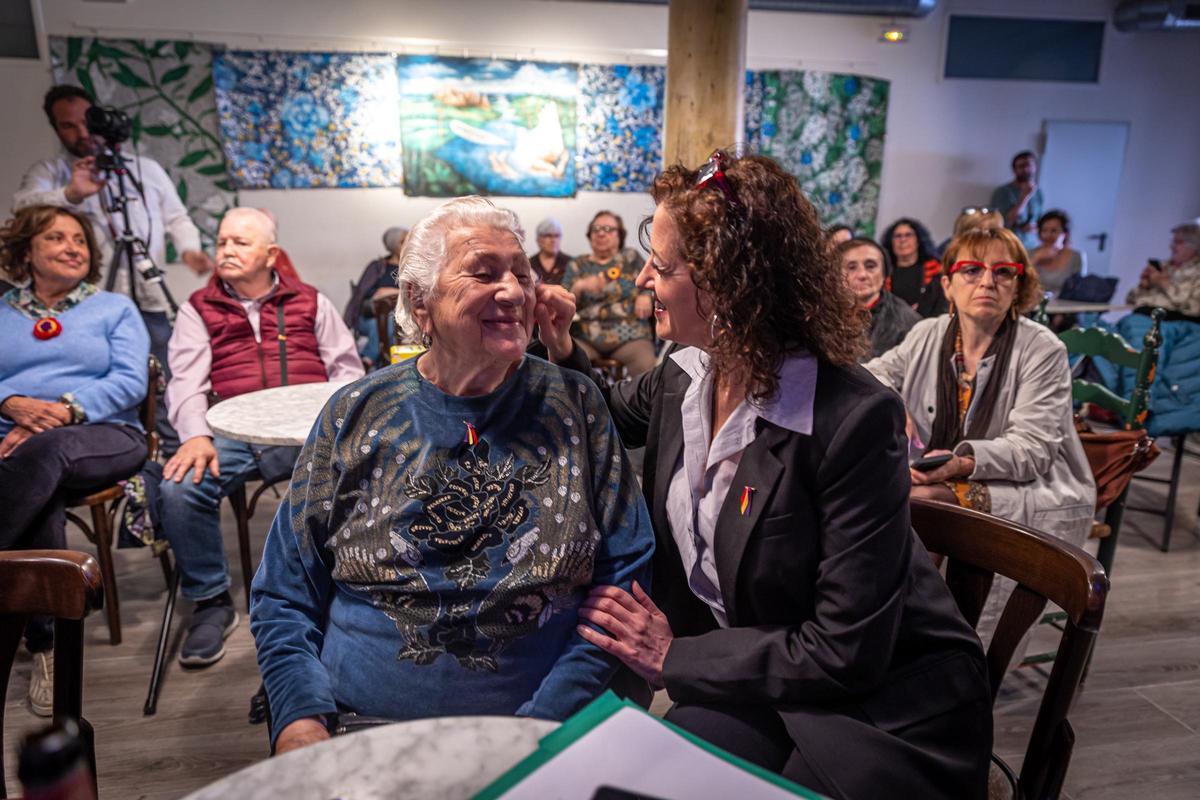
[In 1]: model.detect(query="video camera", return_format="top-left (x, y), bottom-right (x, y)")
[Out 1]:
top-left (84, 105), bottom-right (132, 171)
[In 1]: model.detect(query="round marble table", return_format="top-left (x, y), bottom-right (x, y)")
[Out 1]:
top-left (206, 380), bottom-right (355, 446)
top-left (183, 716), bottom-right (557, 800)
top-left (1044, 300), bottom-right (1131, 315)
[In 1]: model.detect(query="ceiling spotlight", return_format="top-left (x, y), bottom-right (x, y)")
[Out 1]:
top-left (879, 22), bottom-right (909, 44)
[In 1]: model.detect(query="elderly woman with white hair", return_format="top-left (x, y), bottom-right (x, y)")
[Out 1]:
top-left (251, 196), bottom-right (655, 755)
top-left (529, 217), bottom-right (569, 284)
top-left (1126, 222), bottom-right (1200, 317)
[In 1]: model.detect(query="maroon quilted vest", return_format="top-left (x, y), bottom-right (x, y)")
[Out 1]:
top-left (191, 271), bottom-right (328, 401)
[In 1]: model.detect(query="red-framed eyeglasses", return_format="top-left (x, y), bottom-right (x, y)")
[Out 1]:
top-left (696, 151), bottom-right (737, 206)
top-left (949, 260), bottom-right (1025, 283)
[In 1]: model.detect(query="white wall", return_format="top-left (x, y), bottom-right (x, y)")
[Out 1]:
top-left (3, 0), bottom-right (1198, 310)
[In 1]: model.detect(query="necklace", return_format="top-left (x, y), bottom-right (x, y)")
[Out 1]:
top-left (33, 316), bottom-right (63, 340)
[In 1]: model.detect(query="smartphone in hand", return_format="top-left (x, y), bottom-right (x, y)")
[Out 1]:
top-left (911, 453), bottom-right (953, 472)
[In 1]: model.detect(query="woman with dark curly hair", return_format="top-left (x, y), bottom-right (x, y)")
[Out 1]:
top-left (539, 152), bottom-right (991, 799)
top-left (0, 204), bottom-right (149, 716)
top-left (882, 217), bottom-right (947, 317)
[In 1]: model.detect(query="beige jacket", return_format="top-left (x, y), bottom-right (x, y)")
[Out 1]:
top-left (866, 315), bottom-right (1095, 545)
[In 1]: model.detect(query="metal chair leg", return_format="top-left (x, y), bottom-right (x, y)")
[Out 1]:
top-left (89, 504), bottom-right (121, 646)
top-left (144, 563), bottom-right (181, 716)
top-left (1161, 435), bottom-right (1185, 552)
top-left (230, 484), bottom-right (255, 612)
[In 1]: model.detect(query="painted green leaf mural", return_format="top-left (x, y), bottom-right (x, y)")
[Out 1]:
top-left (49, 35), bottom-right (238, 250)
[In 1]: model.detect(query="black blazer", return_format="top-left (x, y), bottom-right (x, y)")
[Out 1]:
top-left (564, 345), bottom-right (991, 797)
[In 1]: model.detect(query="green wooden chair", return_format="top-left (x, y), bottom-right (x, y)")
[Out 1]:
top-left (1020, 308), bottom-right (1162, 670)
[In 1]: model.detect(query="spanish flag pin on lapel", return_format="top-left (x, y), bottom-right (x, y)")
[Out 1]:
top-left (739, 486), bottom-right (755, 516)
top-left (463, 421), bottom-right (479, 446)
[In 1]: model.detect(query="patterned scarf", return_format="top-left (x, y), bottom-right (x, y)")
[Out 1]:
top-left (926, 313), bottom-right (1018, 452)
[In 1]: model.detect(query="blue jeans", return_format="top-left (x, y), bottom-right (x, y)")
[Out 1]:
top-left (158, 436), bottom-right (298, 602)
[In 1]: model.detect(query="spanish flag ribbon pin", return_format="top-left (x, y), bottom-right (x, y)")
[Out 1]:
top-left (739, 486), bottom-right (755, 516)
top-left (463, 421), bottom-right (479, 446)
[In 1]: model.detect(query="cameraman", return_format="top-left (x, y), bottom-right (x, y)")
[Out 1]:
top-left (14, 84), bottom-right (215, 451)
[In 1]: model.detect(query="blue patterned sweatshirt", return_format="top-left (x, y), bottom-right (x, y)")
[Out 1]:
top-left (251, 355), bottom-right (654, 745)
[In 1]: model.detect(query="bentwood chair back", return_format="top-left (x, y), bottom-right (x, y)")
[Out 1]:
top-left (910, 499), bottom-right (1108, 800)
top-left (0, 550), bottom-right (103, 799)
top-left (64, 355), bottom-right (165, 646)
top-left (372, 293), bottom-right (400, 366)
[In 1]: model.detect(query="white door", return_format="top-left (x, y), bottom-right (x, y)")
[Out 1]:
top-left (1039, 120), bottom-right (1129, 276)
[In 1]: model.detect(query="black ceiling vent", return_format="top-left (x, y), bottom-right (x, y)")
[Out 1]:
top-left (1114, 0), bottom-right (1200, 31)
top-left (541, 0), bottom-right (937, 17)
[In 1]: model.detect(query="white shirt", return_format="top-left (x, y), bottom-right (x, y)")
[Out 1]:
top-left (165, 276), bottom-right (364, 443)
top-left (665, 348), bottom-right (818, 626)
top-left (14, 150), bottom-right (202, 313)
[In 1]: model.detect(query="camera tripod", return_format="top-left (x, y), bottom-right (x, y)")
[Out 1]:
top-left (98, 145), bottom-right (178, 316)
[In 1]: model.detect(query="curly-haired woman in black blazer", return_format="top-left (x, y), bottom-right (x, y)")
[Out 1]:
top-left (537, 153), bottom-right (992, 799)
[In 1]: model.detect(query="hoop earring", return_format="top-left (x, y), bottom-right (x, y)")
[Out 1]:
top-left (948, 301), bottom-right (956, 318)
top-left (1010, 304), bottom-right (1019, 321)
top-left (420, 332), bottom-right (432, 348)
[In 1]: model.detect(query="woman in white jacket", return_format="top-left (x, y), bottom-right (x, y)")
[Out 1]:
top-left (866, 227), bottom-right (1095, 645)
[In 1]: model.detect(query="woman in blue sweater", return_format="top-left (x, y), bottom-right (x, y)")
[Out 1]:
top-left (251, 197), bottom-right (654, 755)
top-left (0, 205), bottom-right (149, 715)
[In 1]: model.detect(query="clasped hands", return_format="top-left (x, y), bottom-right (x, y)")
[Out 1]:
top-left (0, 396), bottom-right (72, 458)
top-left (909, 449), bottom-right (976, 485)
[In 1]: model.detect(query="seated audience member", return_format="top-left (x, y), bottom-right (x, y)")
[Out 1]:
top-left (160, 208), bottom-right (363, 668)
top-left (251, 196), bottom-right (654, 755)
top-left (540, 153), bottom-right (991, 798)
top-left (1125, 222), bottom-right (1200, 318)
top-left (866, 227), bottom-right (1095, 644)
top-left (0, 205), bottom-right (149, 715)
top-left (839, 237), bottom-right (921, 359)
top-left (1030, 209), bottom-right (1085, 296)
top-left (990, 150), bottom-right (1043, 251)
top-left (881, 217), bottom-right (947, 317)
top-left (827, 223), bottom-right (854, 244)
top-left (343, 226), bottom-right (408, 366)
top-left (562, 211), bottom-right (656, 376)
top-left (529, 217), bottom-right (569, 284)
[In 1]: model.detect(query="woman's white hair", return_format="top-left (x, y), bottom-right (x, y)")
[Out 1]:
top-left (395, 196), bottom-right (524, 341)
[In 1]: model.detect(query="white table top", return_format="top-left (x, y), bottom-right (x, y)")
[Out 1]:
top-left (183, 716), bottom-right (556, 800)
top-left (1044, 301), bottom-right (1131, 315)
top-left (205, 380), bottom-right (355, 446)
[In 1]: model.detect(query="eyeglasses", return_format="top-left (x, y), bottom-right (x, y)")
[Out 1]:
top-left (590, 225), bottom-right (618, 235)
top-left (960, 207), bottom-right (995, 216)
top-left (949, 260), bottom-right (1025, 283)
top-left (696, 151), bottom-right (737, 206)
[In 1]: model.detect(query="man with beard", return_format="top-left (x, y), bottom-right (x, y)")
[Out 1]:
top-left (989, 150), bottom-right (1044, 251)
top-left (159, 207), bottom-right (362, 668)
top-left (15, 84), bottom-right (216, 450)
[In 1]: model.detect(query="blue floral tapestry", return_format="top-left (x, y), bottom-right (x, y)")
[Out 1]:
top-left (397, 56), bottom-right (577, 198)
top-left (576, 64), bottom-right (664, 193)
top-left (212, 50), bottom-right (403, 189)
top-left (48, 36), bottom-right (236, 252)
top-left (745, 70), bottom-right (889, 237)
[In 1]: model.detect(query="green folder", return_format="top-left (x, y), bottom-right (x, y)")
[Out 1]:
top-left (473, 691), bottom-right (825, 799)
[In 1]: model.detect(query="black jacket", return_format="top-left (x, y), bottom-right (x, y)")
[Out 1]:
top-left (563, 344), bottom-right (991, 799)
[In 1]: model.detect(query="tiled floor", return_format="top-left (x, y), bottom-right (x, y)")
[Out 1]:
top-left (4, 441), bottom-right (1200, 798)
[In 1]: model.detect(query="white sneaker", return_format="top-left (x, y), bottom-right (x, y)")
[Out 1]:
top-left (29, 650), bottom-right (53, 717)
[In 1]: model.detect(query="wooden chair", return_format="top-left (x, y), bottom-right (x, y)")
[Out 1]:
top-left (0, 550), bottom-right (104, 799)
top-left (372, 293), bottom-right (400, 366)
top-left (1060, 308), bottom-right (1163, 570)
top-left (63, 356), bottom-right (167, 646)
top-left (910, 499), bottom-right (1107, 800)
top-left (228, 478), bottom-right (286, 612)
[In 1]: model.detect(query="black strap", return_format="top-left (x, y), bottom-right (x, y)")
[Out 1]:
top-left (275, 303), bottom-right (289, 386)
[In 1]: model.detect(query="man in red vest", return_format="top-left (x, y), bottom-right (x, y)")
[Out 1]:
top-left (160, 207), bottom-right (363, 668)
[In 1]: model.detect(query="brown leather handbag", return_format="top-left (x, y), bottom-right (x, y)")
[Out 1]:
top-left (1074, 418), bottom-right (1160, 509)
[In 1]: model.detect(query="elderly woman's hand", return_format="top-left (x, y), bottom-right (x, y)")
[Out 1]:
top-left (1140, 264), bottom-right (1171, 290)
top-left (535, 284), bottom-right (577, 361)
top-left (0, 426), bottom-right (34, 459)
top-left (0, 396), bottom-right (71, 433)
top-left (577, 582), bottom-right (672, 690)
top-left (910, 449), bottom-right (975, 486)
top-left (274, 717), bottom-right (331, 756)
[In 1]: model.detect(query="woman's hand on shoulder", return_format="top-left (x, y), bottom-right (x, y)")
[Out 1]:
top-left (274, 717), bottom-right (331, 756)
top-left (535, 284), bottom-right (577, 361)
top-left (0, 396), bottom-right (71, 433)
top-left (577, 581), bottom-right (671, 690)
